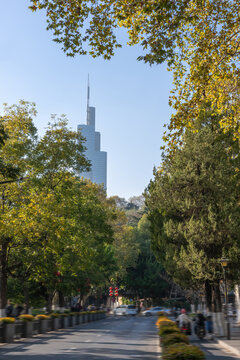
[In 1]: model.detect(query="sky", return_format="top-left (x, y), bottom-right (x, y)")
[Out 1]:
top-left (0, 1), bottom-right (173, 200)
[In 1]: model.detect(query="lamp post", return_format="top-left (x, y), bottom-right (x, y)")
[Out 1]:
top-left (220, 257), bottom-right (230, 340)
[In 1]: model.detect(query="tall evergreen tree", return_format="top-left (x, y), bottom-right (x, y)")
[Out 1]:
top-left (145, 115), bottom-right (240, 312)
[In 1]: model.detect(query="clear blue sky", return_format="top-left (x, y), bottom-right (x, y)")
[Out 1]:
top-left (0, 1), bottom-right (173, 200)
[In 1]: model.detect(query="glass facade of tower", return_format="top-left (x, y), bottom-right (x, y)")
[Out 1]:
top-left (78, 106), bottom-right (107, 189)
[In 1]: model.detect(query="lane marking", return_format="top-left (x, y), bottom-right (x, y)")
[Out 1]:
top-left (84, 339), bottom-right (91, 342)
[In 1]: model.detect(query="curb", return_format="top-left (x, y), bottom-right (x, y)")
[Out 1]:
top-left (215, 339), bottom-right (240, 357)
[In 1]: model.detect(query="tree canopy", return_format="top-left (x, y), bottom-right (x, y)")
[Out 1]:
top-left (145, 114), bottom-right (240, 310)
top-left (30, 1), bottom-right (240, 146)
top-left (0, 101), bottom-right (123, 310)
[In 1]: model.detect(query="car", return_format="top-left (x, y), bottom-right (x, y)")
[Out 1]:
top-left (126, 305), bottom-right (138, 316)
top-left (113, 304), bottom-right (138, 316)
top-left (142, 306), bottom-right (165, 316)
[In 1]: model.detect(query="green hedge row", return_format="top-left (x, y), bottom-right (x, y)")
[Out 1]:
top-left (158, 319), bottom-right (205, 360)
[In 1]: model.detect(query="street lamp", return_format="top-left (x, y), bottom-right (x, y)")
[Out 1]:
top-left (220, 257), bottom-right (230, 340)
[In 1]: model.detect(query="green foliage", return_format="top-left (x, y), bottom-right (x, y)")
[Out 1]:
top-left (161, 333), bottom-right (189, 348)
top-left (162, 343), bottom-right (205, 360)
top-left (145, 119), bottom-right (240, 300)
top-left (30, 2), bottom-right (240, 146)
top-left (35, 314), bottom-right (50, 320)
top-left (49, 313), bottom-right (60, 318)
top-left (0, 317), bottom-right (16, 324)
top-left (112, 202), bottom-right (171, 300)
top-left (19, 314), bottom-right (35, 322)
top-left (159, 326), bottom-right (180, 337)
top-left (0, 100), bottom-right (122, 310)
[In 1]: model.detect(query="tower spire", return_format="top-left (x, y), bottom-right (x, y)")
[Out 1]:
top-left (87, 74), bottom-right (90, 125)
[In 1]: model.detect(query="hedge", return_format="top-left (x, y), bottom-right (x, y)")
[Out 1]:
top-left (0, 317), bottom-right (16, 324)
top-left (18, 314), bottom-right (34, 321)
top-left (156, 317), bottom-right (176, 329)
top-left (159, 326), bottom-right (181, 337)
top-left (161, 333), bottom-right (189, 348)
top-left (162, 343), bottom-right (205, 360)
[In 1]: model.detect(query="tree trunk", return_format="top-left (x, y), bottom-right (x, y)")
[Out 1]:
top-left (212, 282), bottom-right (222, 312)
top-left (46, 293), bottom-right (53, 313)
top-left (0, 242), bottom-right (8, 316)
top-left (212, 281), bottom-right (225, 336)
top-left (24, 282), bottom-right (30, 313)
top-left (52, 291), bottom-right (59, 310)
top-left (205, 280), bottom-right (212, 312)
top-left (59, 290), bottom-right (65, 308)
top-left (234, 284), bottom-right (240, 323)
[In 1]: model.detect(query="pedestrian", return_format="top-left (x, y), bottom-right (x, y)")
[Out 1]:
top-left (5, 300), bottom-right (13, 317)
top-left (13, 303), bottom-right (24, 318)
top-left (206, 313), bottom-right (213, 334)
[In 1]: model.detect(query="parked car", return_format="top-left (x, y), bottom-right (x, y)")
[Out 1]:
top-left (142, 306), bottom-right (165, 316)
top-left (113, 305), bottom-right (138, 316)
top-left (126, 305), bottom-right (138, 316)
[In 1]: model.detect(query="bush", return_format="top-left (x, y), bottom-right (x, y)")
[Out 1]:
top-left (19, 314), bottom-right (34, 322)
top-left (0, 317), bottom-right (16, 324)
top-left (161, 333), bottom-right (189, 347)
top-left (156, 318), bottom-right (176, 329)
top-left (35, 314), bottom-right (50, 320)
top-left (32, 309), bottom-right (45, 316)
top-left (159, 326), bottom-right (180, 337)
top-left (50, 313), bottom-right (60, 318)
top-left (162, 343), bottom-right (205, 360)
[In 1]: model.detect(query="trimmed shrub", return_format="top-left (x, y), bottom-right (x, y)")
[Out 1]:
top-left (50, 313), bottom-right (60, 318)
top-left (159, 326), bottom-right (181, 337)
top-left (19, 314), bottom-right (34, 321)
top-left (161, 333), bottom-right (189, 348)
top-left (162, 343), bottom-right (205, 360)
top-left (59, 313), bottom-right (69, 317)
top-left (156, 316), bottom-right (171, 327)
top-left (35, 314), bottom-right (50, 320)
top-left (158, 320), bottom-right (177, 329)
top-left (0, 317), bottom-right (15, 324)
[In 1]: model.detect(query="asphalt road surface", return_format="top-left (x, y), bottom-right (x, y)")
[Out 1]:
top-left (0, 316), bottom-right (160, 360)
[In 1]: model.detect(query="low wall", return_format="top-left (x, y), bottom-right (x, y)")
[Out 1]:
top-left (0, 311), bottom-right (106, 343)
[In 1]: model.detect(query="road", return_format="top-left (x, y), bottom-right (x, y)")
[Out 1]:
top-left (0, 315), bottom-right (239, 360)
top-left (0, 316), bottom-right (159, 360)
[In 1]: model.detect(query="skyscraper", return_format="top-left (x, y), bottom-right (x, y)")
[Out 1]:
top-left (78, 79), bottom-right (107, 189)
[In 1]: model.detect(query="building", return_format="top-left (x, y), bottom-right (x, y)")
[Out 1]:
top-left (78, 80), bottom-right (107, 189)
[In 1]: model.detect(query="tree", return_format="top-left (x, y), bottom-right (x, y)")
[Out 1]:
top-left (0, 104), bottom-right (91, 312)
top-left (30, 1), bottom-right (240, 145)
top-left (110, 195), bottom-right (171, 302)
top-left (0, 101), bottom-right (38, 314)
top-left (145, 114), bottom-right (240, 312)
top-left (121, 214), bottom-right (170, 301)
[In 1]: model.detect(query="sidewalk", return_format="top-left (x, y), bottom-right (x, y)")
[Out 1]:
top-left (214, 323), bottom-right (240, 357)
